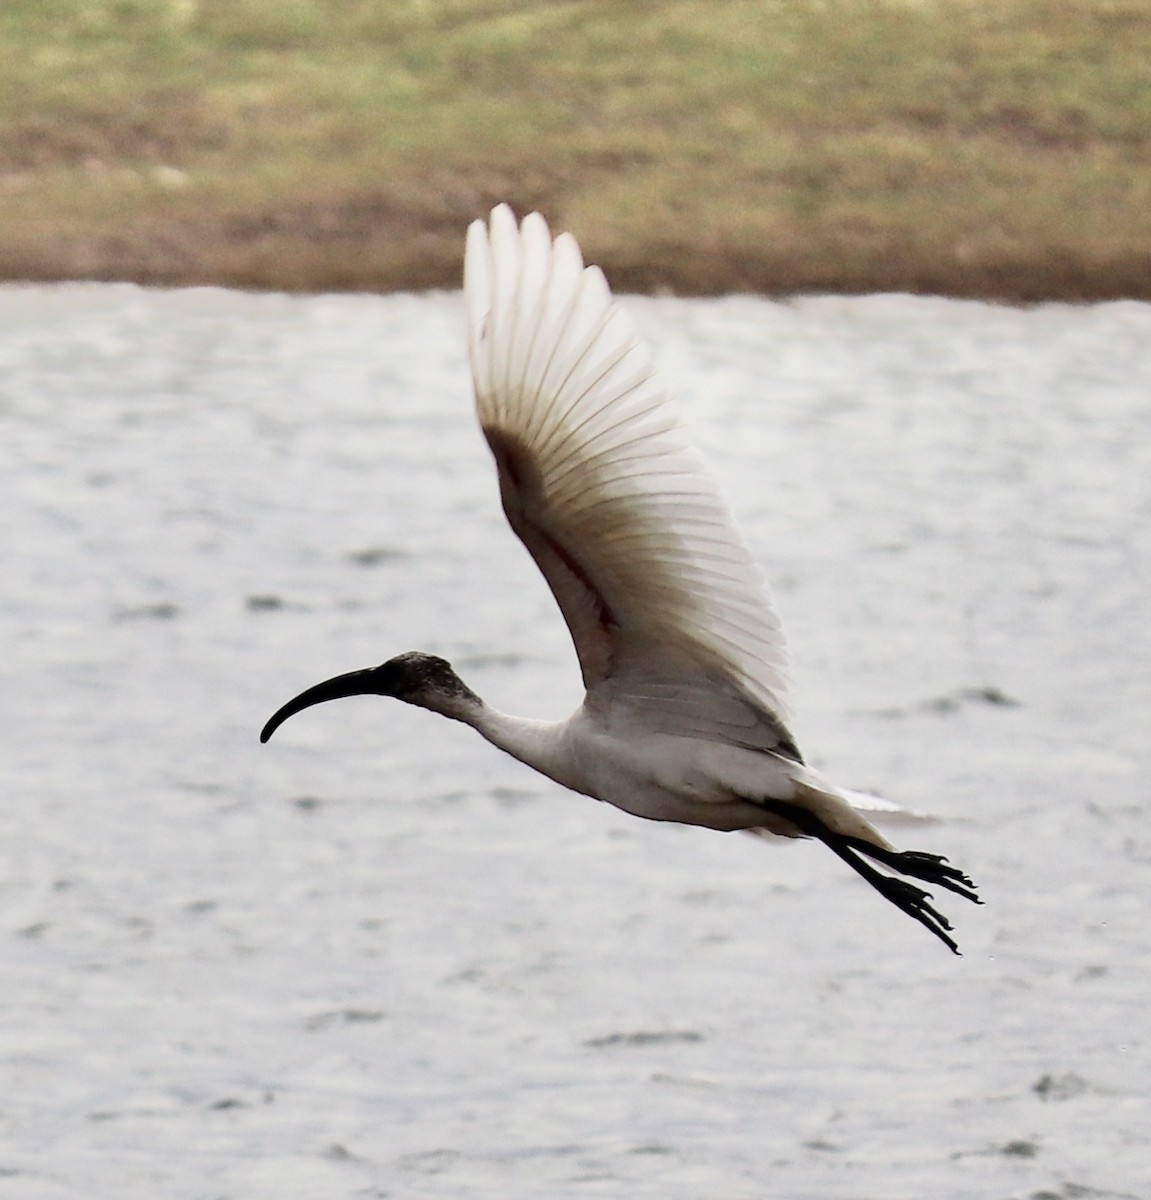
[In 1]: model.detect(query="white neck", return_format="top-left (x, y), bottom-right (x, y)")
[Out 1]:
top-left (440, 695), bottom-right (582, 794)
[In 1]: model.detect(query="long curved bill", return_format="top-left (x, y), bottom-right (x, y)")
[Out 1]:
top-left (260, 668), bottom-right (380, 743)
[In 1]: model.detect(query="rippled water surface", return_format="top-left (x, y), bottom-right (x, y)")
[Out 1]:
top-left (3, 285), bottom-right (1150, 1199)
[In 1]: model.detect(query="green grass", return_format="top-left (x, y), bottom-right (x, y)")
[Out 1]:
top-left (1, 0), bottom-right (1149, 297)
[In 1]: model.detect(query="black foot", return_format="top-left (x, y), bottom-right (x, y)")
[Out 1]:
top-left (841, 853), bottom-right (962, 955)
top-left (853, 844), bottom-right (981, 905)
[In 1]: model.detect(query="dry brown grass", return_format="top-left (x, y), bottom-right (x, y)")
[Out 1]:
top-left (1, 0), bottom-right (1149, 298)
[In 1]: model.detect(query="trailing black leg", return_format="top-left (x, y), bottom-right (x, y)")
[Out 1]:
top-left (754, 798), bottom-right (980, 955)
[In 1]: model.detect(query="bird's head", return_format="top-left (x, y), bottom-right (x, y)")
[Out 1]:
top-left (260, 651), bottom-right (479, 743)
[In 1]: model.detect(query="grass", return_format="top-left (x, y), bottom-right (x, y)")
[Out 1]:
top-left (1, 0), bottom-right (1149, 298)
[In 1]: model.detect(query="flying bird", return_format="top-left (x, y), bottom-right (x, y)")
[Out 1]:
top-left (261, 205), bottom-right (979, 952)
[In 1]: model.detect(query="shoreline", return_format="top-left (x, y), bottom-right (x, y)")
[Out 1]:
top-left (4, 199), bottom-right (1148, 302)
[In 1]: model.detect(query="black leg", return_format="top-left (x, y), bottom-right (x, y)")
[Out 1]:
top-left (752, 797), bottom-right (980, 955)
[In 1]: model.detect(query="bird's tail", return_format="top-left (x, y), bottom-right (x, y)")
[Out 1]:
top-left (834, 785), bottom-right (936, 825)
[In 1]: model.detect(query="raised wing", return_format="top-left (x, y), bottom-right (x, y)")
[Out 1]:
top-left (465, 205), bottom-right (791, 726)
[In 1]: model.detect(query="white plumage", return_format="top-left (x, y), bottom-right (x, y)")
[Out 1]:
top-left (262, 205), bottom-right (979, 953)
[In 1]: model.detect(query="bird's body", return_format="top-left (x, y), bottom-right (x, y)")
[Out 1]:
top-left (470, 698), bottom-right (869, 842)
top-left (262, 205), bottom-right (979, 952)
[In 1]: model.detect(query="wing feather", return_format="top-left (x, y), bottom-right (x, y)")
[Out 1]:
top-left (464, 205), bottom-right (791, 725)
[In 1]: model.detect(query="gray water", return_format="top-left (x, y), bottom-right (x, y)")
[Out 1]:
top-left (3, 284), bottom-right (1150, 1199)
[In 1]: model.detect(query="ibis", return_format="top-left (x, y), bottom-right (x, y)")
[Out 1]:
top-left (261, 205), bottom-right (979, 953)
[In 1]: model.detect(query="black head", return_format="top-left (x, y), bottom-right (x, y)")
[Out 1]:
top-left (259, 651), bottom-right (476, 743)
top-left (368, 651), bottom-right (479, 703)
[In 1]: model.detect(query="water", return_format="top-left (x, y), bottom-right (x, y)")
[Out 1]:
top-left (2, 284), bottom-right (1149, 1198)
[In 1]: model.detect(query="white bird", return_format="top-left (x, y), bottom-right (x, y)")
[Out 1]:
top-left (261, 205), bottom-right (979, 953)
